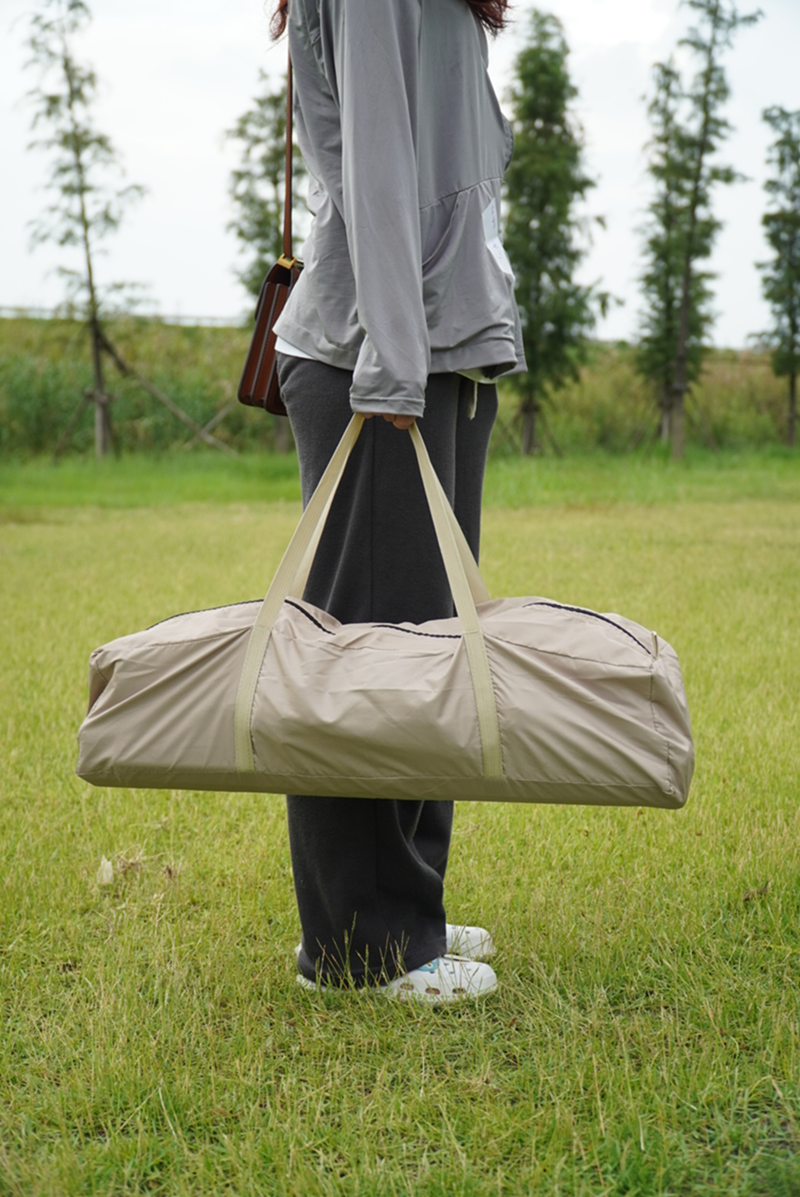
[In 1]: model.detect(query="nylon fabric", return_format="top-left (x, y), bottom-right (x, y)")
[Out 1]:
top-left (237, 415), bottom-right (498, 777)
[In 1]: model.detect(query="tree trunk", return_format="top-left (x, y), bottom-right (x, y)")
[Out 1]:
top-left (660, 383), bottom-right (671, 444)
top-left (65, 47), bottom-right (114, 460)
top-left (789, 372), bottom-right (797, 448)
top-left (520, 395), bottom-right (538, 456)
top-left (94, 391), bottom-right (113, 458)
top-left (670, 391), bottom-right (685, 461)
top-left (670, 25), bottom-right (718, 463)
top-left (89, 316), bottom-right (112, 458)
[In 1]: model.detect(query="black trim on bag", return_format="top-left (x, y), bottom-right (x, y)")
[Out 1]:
top-left (373, 624), bottom-right (461, 640)
top-left (284, 600), bottom-right (461, 640)
top-left (523, 601), bottom-right (651, 654)
top-left (147, 598), bottom-right (649, 656)
top-left (285, 599), bottom-right (334, 634)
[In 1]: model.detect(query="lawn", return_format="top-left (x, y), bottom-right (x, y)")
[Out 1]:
top-left (1, 441), bottom-right (799, 511)
top-left (0, 450), bottom-right (798, 1195)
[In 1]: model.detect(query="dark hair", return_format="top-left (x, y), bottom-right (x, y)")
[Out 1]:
top-left (270, 0), bottom-right (510, 39)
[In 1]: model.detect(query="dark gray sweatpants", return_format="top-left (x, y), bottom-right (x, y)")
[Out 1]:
top-left (276, 354), bottom-right (498, 985)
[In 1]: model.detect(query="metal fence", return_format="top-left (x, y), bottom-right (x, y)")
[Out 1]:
top-left (0, 305), bottom-right (247, 327)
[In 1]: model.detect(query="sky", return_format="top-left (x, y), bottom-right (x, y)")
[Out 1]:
top-left (1, 0), bottom-right (799, 347)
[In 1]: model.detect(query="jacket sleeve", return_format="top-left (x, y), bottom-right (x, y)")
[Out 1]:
top-left (322, 0), bottom-right (429, 417)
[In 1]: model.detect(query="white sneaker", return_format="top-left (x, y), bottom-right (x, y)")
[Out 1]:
top-left (296, 955), bottom-right (498, 1004)
top-left (445, 924), bottom-right (495, 960)
top-left (384, 956), bottom-right (498, 1003)
top-left (294, 923), bottom-right (495, 965)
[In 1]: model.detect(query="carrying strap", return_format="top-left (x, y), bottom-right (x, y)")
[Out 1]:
top-left (234, 414), bottom-right (362, 775)
top-left (234, 415), bottom-right (504, 779)
top-left (408, 423), bottom-right (502, 777)
top-left (288, 426), bottom-right (491, 606)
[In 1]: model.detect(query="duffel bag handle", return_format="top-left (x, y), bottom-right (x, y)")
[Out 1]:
top-left (286, 423), bottom-right (491, 607)
top-left (234, 415), bottom-right (364, 774)
top-left (408, 422), bottom-right (503, 778)
top-left (234, 415), bottom-right (503, 779)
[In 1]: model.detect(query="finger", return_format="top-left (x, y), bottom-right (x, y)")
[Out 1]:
top-left (368, 412), bottom-right (415, 428)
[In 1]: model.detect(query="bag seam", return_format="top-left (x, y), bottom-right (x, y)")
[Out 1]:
top-left (648, 665), bottom-right (677, 796)
top-left (82, 768), bottom-right (668, 789)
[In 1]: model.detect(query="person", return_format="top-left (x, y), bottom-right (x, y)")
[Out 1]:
top-left (270, 0), bottom-right (525, 1003)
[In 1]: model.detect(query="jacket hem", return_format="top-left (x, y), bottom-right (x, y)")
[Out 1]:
top-left (350, 397), bottom-right (426, 418)
top-left (274, 314), bottom-right (526, 383)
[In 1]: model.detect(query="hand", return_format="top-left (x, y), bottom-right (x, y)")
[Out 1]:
top-left (362, 411), bottom-right (416, 430)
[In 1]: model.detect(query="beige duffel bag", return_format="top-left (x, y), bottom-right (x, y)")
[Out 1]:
top-left (77, 415), bottom-right (694, 807)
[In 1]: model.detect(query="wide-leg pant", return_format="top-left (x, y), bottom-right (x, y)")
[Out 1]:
top-left (276, 354), bottom-right (497, 984)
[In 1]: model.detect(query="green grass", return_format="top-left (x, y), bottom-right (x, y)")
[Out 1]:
top-left (484, 444), bottom-right (800, 508)
top-left (0, 450), bottom-right (302, 510)
top-left (1, 443), bottom-right (798, 513)
top-left (1, 460), bottom-right (799, 1195)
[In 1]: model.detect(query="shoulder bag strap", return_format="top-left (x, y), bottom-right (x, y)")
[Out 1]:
top-left (279, 53), bottom-right (295, 266)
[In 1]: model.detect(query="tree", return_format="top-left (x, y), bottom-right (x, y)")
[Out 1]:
top-left (227, 71), bottom-right (307, 301)
top-left (636, 61), bottom-right (714, 442)
top-left (25, 0), bottom-right (145, 457)
top-left (25, 0), bottom-right (235, 460)
top-left (648, 0), bottom-right (760, 460)
top-left (757, 106), bottom-right (800, 447)
top-left (503, 10), bottom-right (607, 455)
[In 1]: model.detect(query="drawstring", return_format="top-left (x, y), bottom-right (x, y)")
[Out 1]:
top-left (459, 375), bottom-right (479, 420)
top-left (468, 379), bottom-right (478, 420)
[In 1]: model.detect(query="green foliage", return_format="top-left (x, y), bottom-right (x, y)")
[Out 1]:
top-left (503, 11), bottom-right (606, 450)
top-left (25, 0), bottom-right (146, 314)
top-left (492, 344), bottom-right (789, 457)
top-left (0, 317), bottom-right (293, 455)
top-left (1, 319), bottom-right (790, 459)
top-left (757, 106), bottom-right (800, 445)
top-left (1, 484), bottom-right (799, 1194)
top-left (226, 72), bottom-right (307, 300)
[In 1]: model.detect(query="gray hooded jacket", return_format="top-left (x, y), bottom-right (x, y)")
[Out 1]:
top-left (274, 0), bottom-right (526, 418)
